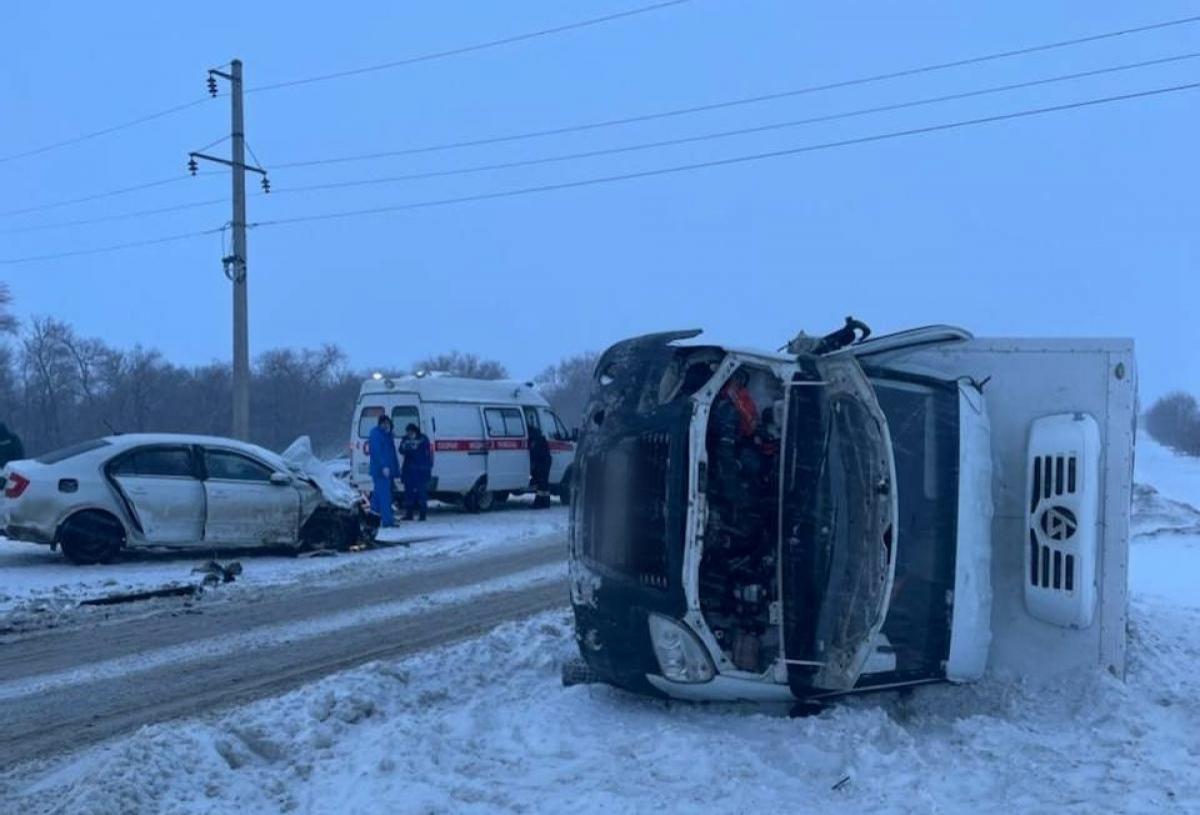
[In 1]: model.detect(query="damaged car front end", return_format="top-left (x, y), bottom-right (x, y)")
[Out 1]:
top-left (569, 326), bottom-right (905, 703)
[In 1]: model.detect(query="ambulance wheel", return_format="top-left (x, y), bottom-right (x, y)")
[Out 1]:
top-left (464, 482), bottom-right (494, 513)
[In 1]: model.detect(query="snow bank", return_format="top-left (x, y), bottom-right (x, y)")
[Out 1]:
top-left (6, 591), bottom-right (1197, 814)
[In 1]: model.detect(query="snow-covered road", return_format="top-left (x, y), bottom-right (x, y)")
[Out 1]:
top-left (0, 501), bottom-right (567, 634)
top-left (2, 440), bottom-right (1198, 814)
top-left (0, 535), bottom-right (565, 768)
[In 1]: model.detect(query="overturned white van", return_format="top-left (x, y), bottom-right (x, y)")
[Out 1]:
top-left (566, 323), bottom-right (1136, 703)
top-left (350, 375), bottom-right (576, 511)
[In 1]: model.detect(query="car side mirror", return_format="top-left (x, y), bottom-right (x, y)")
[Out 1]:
top-left (269, 472), bottom-right (292, 486)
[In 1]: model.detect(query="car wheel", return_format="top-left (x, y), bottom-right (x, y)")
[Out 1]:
top-left (301, 513), bottom-right (354, 552)
top-left (59, 511), bottom-right (125, 565)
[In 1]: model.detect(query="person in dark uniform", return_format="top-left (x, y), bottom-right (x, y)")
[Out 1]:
top-left (0, 423), bottom-right (24, 468)
top-left (399, 423), bottom-right (433, 521)
top-left (528, 425), bottom-right (552, 509)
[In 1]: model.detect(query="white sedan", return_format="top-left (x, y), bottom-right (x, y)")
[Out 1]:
top-left (1, 433), bottom-right (368, 564)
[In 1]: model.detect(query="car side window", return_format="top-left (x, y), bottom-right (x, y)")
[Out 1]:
top-left (111, 446), bottom-right (194, 478)
top-left (204, 449), bottom-right (275, 482)
top-left (484, 407), bottom-right (525, 438)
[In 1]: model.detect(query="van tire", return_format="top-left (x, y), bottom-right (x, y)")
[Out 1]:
top-left (59, 510), bottom-right (125, 565)
top-left (464, 481), bottom-right (494, 513)
top-left (557, 467), bottom-right (574, 505)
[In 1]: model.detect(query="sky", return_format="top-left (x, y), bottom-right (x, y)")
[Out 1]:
top-left (1, 1), bottom-right (1197, 399)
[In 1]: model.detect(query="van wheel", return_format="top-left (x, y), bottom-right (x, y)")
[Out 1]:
top-left (59, 511), bottom-right (125, 565)
top-left (464, 482), bottom-right (495, 513)
top-left (557, 468), bottom-right (574, 505)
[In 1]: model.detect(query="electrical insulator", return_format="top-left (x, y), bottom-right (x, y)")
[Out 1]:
top-left (261, 176), bottom-right (271, 194)
top-left (187, 157), bottom-right (198, 176)
top-left (207, 75), bottom-right (218, 97)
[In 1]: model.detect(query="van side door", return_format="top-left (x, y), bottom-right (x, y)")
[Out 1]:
top-left (538, 407), bottom-right (575, 485)
top-left (483, 406), bottom-right (528, 492)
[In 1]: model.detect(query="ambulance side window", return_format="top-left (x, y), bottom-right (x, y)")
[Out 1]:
top-left (358, 406), bottom-right (384, 437)
top-left (484, 407), bottom-right (525, 437)
top-left (438, 404), bottom-right (485, 438)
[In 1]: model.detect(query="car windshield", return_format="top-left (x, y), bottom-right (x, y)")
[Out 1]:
top-left (35, 438), bottom-right (111, 465)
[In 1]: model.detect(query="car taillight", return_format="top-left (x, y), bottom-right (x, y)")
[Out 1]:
top-left (4, 472), bottom-right (30, 499)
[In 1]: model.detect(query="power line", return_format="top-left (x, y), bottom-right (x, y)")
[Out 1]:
top-left (4, 80), bottom-right (1195, 265)
top-left (0, 228), bottom-right (219, 265)
top-left (0, 97), bottom-right (212, 166)
top-left (245, 0), bottom-right (694, 94)
top-left (268, 51), bottom-right (1200, 197)
top-left (0, 173), bottom-right (221, 219)
top-left (0, 2), bottom-right (690, 166)
top-left (0, 197), bottom-right (226, 235)
top-left (273, 13), bottom-right (1200, 170)
top-left (249, 81), bottom-right (1200, 228)
top-left (10, 50), bottom-right (1194, 231)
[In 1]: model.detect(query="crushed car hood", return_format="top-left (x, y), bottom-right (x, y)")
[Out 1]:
top-left (280, 436), bottom-right (360, 509)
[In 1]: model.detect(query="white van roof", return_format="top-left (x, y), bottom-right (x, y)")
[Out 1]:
top-left (357, 375), bottom-right (550, 406)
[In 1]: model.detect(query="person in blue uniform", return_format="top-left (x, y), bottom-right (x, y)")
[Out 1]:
top-left (368, 414), bottom-right (400, 527)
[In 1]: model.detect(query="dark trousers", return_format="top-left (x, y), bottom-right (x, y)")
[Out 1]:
top-left (403, 478), bottom-right (429, 518)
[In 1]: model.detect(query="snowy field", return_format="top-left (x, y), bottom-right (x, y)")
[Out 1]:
top-left (0, 500), bottom-right (567, 633)
top-left (3, 439), bottom-right (1199, 814)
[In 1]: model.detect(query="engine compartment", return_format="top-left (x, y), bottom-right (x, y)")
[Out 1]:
top-left (699, 365), bottom-right (784, 674)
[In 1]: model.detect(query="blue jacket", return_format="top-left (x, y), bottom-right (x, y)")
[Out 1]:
top-left (368, 425), bottom-right (400, 479)
top-left (400, 433), bottom-right (433, 484)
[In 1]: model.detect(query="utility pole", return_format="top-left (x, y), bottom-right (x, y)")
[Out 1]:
top-left (188, 59), bottom-right (269, 441)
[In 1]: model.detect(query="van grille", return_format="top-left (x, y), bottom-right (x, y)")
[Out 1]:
top-left (581, 432), bottom-right (672, 591)
top-left (1029, 454), bottom-right (1079, 592)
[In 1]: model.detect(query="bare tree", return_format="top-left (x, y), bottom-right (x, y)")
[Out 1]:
top-left (0, 283), bottom-right (19, 335)
top-left (412, 350), bottom-right (508, 380)
top-left (536, 351), bottom-right (599, 430)
top-left (1145, 392), bottom-right (1200, 455)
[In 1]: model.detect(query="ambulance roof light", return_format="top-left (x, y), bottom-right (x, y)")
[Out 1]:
top-left (371, 372), bottom-right (383, 380)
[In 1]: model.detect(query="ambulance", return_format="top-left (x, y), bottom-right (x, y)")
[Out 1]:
top-left (349, 374), bottom-right (576, 511)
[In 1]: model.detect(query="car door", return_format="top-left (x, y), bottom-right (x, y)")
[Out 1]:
top-left (108, 445), bottom-right (205, 545)
top-left (483, 406), bottom-right (528, 491)
top-left (201, 447), bottom-right (300, 546)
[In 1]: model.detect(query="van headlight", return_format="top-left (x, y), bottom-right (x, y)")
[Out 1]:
top-left (647, 614), bottom-right (715, 683)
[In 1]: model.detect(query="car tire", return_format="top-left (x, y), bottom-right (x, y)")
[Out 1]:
top-left (58, 511), bottom-right (125, 565)
top-left (301, 512), bottom-right (355, 552)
